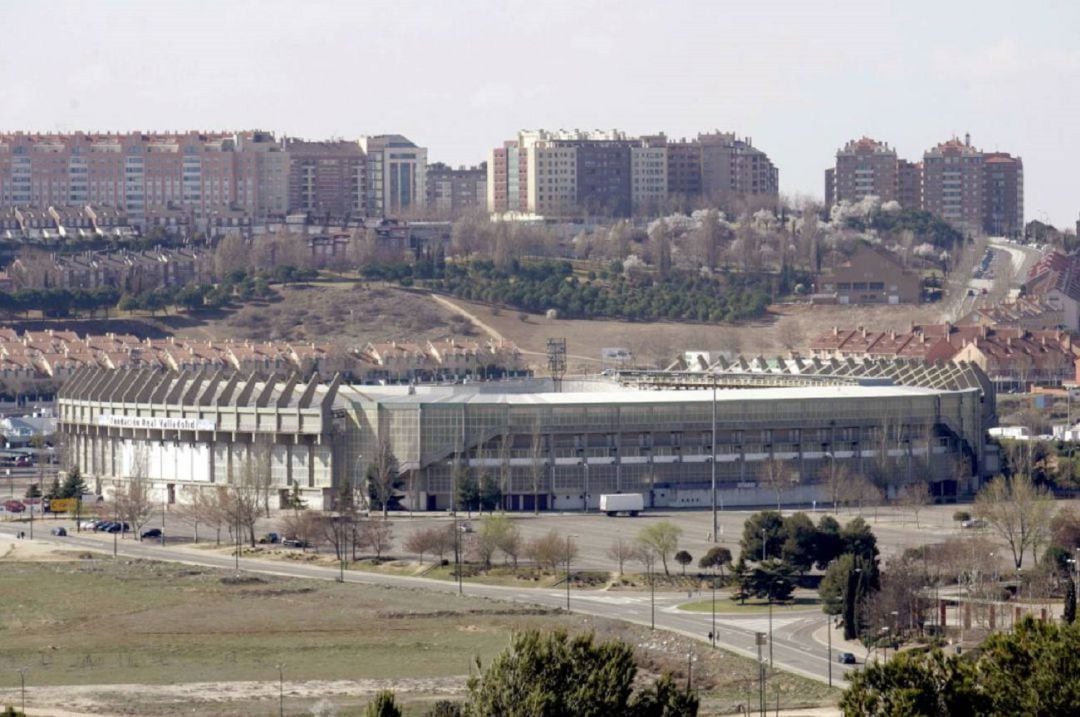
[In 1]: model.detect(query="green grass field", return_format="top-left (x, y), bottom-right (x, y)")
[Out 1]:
top-left (679, 596), bottom-right (822, 613)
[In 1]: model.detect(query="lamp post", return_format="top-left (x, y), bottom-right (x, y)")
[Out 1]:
top-left (711, 378), bottom-right (718, 543)
top-left (827, 612), bottom-right (833, 687)
top-left (276, 663), bottom-right (285, 717)
top-left (17, 667), bottom-right (27, 715)
top-left (454, 514), bottom-right (463, 595)
top-left (565, 534), bottom-right (578, 612)
top-left (711, 573), bottom-right (717, 649)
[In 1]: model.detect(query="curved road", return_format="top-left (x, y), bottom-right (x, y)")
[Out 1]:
top-left (0, 524), bottom-right (852, 689)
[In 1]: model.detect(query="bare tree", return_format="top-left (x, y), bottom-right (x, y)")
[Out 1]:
top-left (355, 519), bottom-right (394, 560)
top-left (974, 474), bottom-right (1054, 569)
top-left (404, 527), bottom-right (439, 564)
top-left (498, 433), bottom-right (512, 513)
top-left (757, 457), bottom-right (800, 511)
top-left (821, 462), bottom-right (853, 512)
top-left (281, 509), bottom-right (322, 552)
top-left (898, 481), bottom-right (932, 527)
top-left (607, 537), bottom-right (635, 576)
top-left (527, 529), bottom-right (568, 574)
top-left (117, 446), bottom-right (156, 540)
top-left (370, 436), bottom-right (400, 519)
top-left (223, 452), bottom-right (265, 547)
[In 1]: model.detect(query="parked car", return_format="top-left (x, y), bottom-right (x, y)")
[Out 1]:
top-left (79, 520), bottom-right (98, 530)
top-left (837, 652), bottom-right (857, 665)
top-left (281, 537), bottom-right (309, 548)
top-left (258, 532), bottom-right (281, 544)
top-left (95, 521), bottom-right (115, 532)
top-left (141, 528), bottom-right (162, 540)
top-left (50, 527), bottom-right (67, 537)
top-left (961, 519), bottom-right (987, 529)
top-left (458, 521), bottom-right (474, 533)
top-left (3, 499), bottom-right (24, 513)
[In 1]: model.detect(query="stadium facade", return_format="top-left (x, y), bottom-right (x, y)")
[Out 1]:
top-left (56, 358), bottom-right (995, 511)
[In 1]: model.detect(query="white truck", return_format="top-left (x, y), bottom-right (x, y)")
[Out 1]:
top-left (599, 493), bottom-right (644, 517)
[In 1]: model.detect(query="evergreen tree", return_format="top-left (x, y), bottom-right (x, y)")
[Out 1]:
top-left (59, 467), bottom-right (86, 499)
top-left (364, 691), bottom-right (402, 717)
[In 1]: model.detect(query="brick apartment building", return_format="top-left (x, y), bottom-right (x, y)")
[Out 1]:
top-left (487, 129), bottom-right (778, 218)
top-left (0, 130), bottom-right (428, 229)
top-left (425, 162), bottom-right (487, 214)
top-left (824, 134), bottom-right (1023, 238)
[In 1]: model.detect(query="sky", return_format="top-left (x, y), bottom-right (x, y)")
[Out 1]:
top-left (1, 1), bottom-right (1077, 226)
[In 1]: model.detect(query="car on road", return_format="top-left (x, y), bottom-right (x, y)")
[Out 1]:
top-left (837, 652), bottom-right (857, 665)
top-left (141, 528), bottom-right (163, 540)
top-left (50, 527), bottom-right (67, 536)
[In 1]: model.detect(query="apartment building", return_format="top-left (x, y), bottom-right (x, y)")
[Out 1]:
top-left (488, 129), bottom-right (778, 219)
top-left (425, 162), bottom-right (487, 214)
top-left (358, 135), bottom-right (428, 217)
top-left (983, 153), bottom-right (1024, 237)
top-left (284, 138), bottom-right (366, 217)
top-left (698, 131), bottom-right (779, 204)
top-left (897, 160), bottom-right (923, 212)
top-left (825, 134), bottom-right (1022, 237)
top-left (826, 137), bottom-right (899, 205)
top-left (922, 135), bottom-right (985, 237)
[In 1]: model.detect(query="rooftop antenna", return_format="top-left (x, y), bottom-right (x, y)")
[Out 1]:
top-left (546, 338), bottom-right (567, 393)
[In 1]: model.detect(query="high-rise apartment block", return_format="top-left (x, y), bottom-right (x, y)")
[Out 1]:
top-left (0, 130), bottom-right (428, 227)
top-left (425, 162), bottom-right (487, 214)
top-left (284, 138), bottom-right (366, 216)
top-left (826, 137), bottom-right (899, 205)
top-left (825, 134), bottom-right (1023, 237)
top-left (358, 135), bottom-right (428, 217)
top-left (487, 129), bottom-right (778, 218)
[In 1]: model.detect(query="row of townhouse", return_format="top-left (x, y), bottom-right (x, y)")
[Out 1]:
top-left (9, 248), bottom-right (209, 292)
top-left (0, 330), bottom-right (526, 394)
top-left (807, 323), bottom-right (1079, 391)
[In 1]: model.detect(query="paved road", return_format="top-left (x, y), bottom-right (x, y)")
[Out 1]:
top-left (0, 523), bottom-right (853, 689)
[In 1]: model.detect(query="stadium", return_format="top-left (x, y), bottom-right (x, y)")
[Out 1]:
top-left (56, 358), bottom-right (995, 511)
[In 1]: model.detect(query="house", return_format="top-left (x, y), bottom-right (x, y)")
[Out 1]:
top-left (1023, 251), bottom-right (1080, 331)
top-left (815, 246), bottom-right (921, 305)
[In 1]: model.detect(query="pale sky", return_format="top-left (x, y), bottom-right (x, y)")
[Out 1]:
top-left (1, 1), bottom-right (1077, 226)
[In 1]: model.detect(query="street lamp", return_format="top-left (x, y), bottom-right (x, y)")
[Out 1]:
top-left (17, 667), bottom-right (27, 715)
top-left (565, 534), bottom-right (578, 612)
top-left (827, 612), bottom-right (833, 687)
top-left (710, 572), bottom-right (717, 649)
top-left (276, 663), bottom-right (285, 717)
top-left (711, 378), bottom-right (718, 543)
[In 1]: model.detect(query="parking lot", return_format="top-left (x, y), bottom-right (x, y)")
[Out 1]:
top-left (11, 500), bottom-right (1002, 573)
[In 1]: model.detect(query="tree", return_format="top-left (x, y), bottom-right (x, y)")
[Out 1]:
top-left (59, 467), bottom-right (86, 499)
top-left (464, 630), bottom-right (698, 716)
top-left (739, 510), bottom-right (785, 564)
top-left (456, 468), bottom-right (480, 518)
top-left (757, 457), bottom-right (799, 511)
top-left (364, 691), bottom-right (402, 717)
top-left (841, 618), bottom-right (1080, 716)
top-left (813, 515), bottom-right (844, 569)
top-left (779, 511), bottom-right (818, 574)
top-left (474, 514), bottom-right (515, 571)
top-left (743, 559), bottom-right (796, 602)
top-left (637, 521), bottom-right (683, 576)
top-left (729, 557), bottom-right (751, 604)
top-left (529, 420), bottom-right (545, 516)
top-left (355, 519), bottom-right (394, 559)
top-left (839, 648), bottom-right (985, 717)
top-left (369, 437), bottom-right (401, 518)
top-left (698, 546), bottom-right (732, 579)
top-left (840, 517), bottom-right (880, 564)
top-left (526, 529), bottom-right (567, 574)
top-left (423, 701), bottom-right (462, 717)
top-left (1066, 578), bottom-right (1077, 625)
top-left (674, 550), bottom-right (693, 575)
top-left (974, 474), bottom-right (1054, 568)
top-left (607, 538), bottom-right (635, 576)
top-left (898, 481), bottom-right (931, 527)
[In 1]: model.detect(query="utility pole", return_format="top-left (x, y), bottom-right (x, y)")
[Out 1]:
top-left (756, 632), bottom-right (766, 717)
top-left (827, 613), bottom-right (833, 687)
top-left (711, 379), bottom-right (718, 543)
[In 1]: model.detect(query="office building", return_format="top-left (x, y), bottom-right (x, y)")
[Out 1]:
top-left (358, 135), bottom-right (428, 217)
